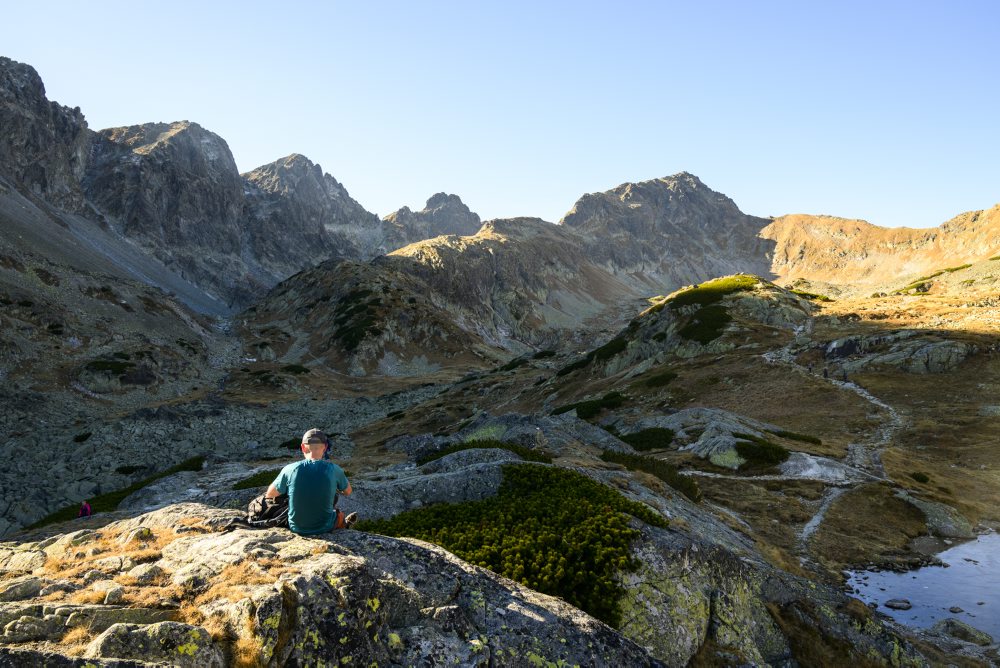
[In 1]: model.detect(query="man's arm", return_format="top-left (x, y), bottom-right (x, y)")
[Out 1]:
top-left (341, 482), bottom-right (352, 496)
top-left (267, 469), bottom-right (288, 499)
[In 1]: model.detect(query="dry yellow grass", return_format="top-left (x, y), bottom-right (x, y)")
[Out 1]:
top-left (190, 561), bottom-right (281, 610)
top-left (40, 589), bottom-right (69, 602)
top-left (120, 583), bottom-right (186, 607)
top-left (233, 633), bottom-right (266, 668)
top-left (60, 626), bottom-right (93, 656)
top-left (69, 588), bottom-right (106, 605)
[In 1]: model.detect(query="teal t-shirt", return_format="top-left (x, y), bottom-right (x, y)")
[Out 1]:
top-left (272, 459), bottom-right (349, 535)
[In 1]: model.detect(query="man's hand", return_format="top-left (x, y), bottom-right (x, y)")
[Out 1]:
top-left (265, 484), bottom-right (281, 499)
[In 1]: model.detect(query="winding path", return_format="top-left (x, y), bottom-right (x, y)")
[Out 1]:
top-left (761, 330), bottom-right (905, 560)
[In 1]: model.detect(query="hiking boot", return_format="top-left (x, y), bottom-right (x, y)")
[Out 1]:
top-left (344, 512), bottom-right (358, 529)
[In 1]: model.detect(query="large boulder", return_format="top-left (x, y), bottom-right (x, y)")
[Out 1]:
top-left (85, 621), bottom-right (224, 667)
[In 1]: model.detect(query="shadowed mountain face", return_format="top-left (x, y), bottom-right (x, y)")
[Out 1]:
top-left (0, 57), bottom-right (90, 212)
top-left (242, 153), bottom-right (384, 277)
top-left (0, 58), bottom-right (486, 310)
top-left (560, 172), bottom-right (776, 287)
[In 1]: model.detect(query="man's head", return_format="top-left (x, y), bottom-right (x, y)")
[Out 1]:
top-left (300, 428), bottom-right (329, 460)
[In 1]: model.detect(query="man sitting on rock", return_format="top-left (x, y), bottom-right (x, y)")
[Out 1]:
top-left (266, 428), bottom-right (357, 534)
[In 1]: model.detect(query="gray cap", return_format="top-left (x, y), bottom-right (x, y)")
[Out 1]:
top-left (302, 428), bottom-right (328, 445)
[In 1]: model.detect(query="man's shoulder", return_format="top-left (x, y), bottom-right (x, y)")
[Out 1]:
top-left (279, 460), bottom-right (307, 475)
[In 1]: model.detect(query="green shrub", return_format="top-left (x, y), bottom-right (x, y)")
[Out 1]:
top-left (600, 451), bottom-right (701, 503)
top-left (73, 432), bottom-right (92, 443)
top-left (84, 360), bottom-right (135, 374)
top-left (278, 437), bottom-right (301, 449)
top-left (498, 357), bottom-right (527, 372)
top-left (895, 281), bottom-right (931, 295)
top-left (281, 364), bottom-right (310, 375)
top-left (28, 456), bottom-right (206, 529)
top-left (232, 468), bottom-right (282, 490)
top-left (910, 472), bottom-right (930, 484)
top-left (642, 370), bottom-right (678, 388)
top-left (990, 255), bottom-right (1000, 261)
top-left (417, 439), bottom-right (553, 466)
top-left (621, 428), bottom-right (675, 451)
top-left (555, 356), bottom-right (592, 376)
top-left (767, 429), bottom-right (822, 445)
top-left (667, 275), bottom-right (759, 310)
top-left (678, 304), bottom-right (732, 344)
top-left (944, 263), bottom-right (972, 273)
top-left (790, 289), bottom-right (833, 302)
top-left (331, 291), bottom-right (383, 352)
top-left (651, 332), bottom-right (667, 342)
top-left (114, 465), bottom-right (145, 475)
top-left (359, 464), bottom-right (666, 626)
top-left (551, 392), bottom-right (626, 419)
top-left (593, 336), bottom-right (628, 360)
top-left (533, 350), bottom-right (556, 359)
top-left (733, 433), bottom-right (789, 468)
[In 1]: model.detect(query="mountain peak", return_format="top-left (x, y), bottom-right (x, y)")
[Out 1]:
top-left (382, 193), bottom-right (481, 249)
top-left (426, 192), bottom-right (465, 209)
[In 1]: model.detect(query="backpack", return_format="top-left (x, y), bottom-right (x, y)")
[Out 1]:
top-left (246, 493), bottom-right (289, 528)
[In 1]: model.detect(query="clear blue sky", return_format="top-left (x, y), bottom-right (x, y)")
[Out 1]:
top-left (4, 1), bottom-right (998, 227)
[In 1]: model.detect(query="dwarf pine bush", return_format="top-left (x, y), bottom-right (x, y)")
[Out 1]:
top-left (417, 439), bottom-right (553, 466)
top-left (359, 464), bottom-right (666, 627)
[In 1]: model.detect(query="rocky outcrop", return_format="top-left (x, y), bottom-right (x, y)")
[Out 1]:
top-left (554, 276), bottom-right (814, 382)
top-left (241, 259), bottom-right (510, 375)
top-left (0, 56), bottom-right (91, 211)
top-left (383, 217), bottom-right (646, 349)
top-left (0, 58), bottom-right (386, 309)
top-left (383, 192), bottom-right (482, 249)
top-left (560, 173), bottom-right (775, 286)
top-left (242, 153), bottom-right (383, 276)
top-left (2, 504), bottom-right (663, 667)
top-left (823, 331), bottom-right (978, 374)
top-left (0, 409), bottom-right (934, 667)
top-left (82, 121), bottom-right (264, 305)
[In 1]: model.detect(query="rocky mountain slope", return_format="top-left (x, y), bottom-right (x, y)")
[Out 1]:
top-left (4, 52), bottom-right (1000, 665)
top-left (0, 57), bottom-right (489, 310)
top-left (0, 413), bottom-right (948, 667)
top-left (560, 172), bottom-right (775, 287)
top-left (761, 208), bottom-right (1000, 289)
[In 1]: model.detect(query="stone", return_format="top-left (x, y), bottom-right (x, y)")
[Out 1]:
top-left (40, 530), bottom-right (98, 559)
top-left (0, 548), bottom-right (46, 574)
top-left (2, 613), bottom-right (64, 643)
top-left (895, 492), bottom-right (975, 539)
top-left (0, 576), bottom-right (42, 602)
top-left (103, 586), bottom-right (124, 605)
top-left (66, 606), bottom-right (177, 632)
top-left (948, 606), bottom-right (963, 614)
top-left (126, 562), bottom-right (164, 585)
top-left (885, 599), bottom-right (912, 610)
top-left (930, 618), bottom-right (993, 646)
top-left (85, 621), bottom-right (224, 667)
top-left (117, 527), bottom-right (154, 545)
top-left (92, 555), bottom-right (135, 572)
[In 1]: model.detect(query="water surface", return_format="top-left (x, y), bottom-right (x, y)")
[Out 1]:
top-left (845, 532), bottom-right (999, 639)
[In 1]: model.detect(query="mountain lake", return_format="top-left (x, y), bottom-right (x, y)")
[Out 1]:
top-left (845, 531), bottom-right (999, 639)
